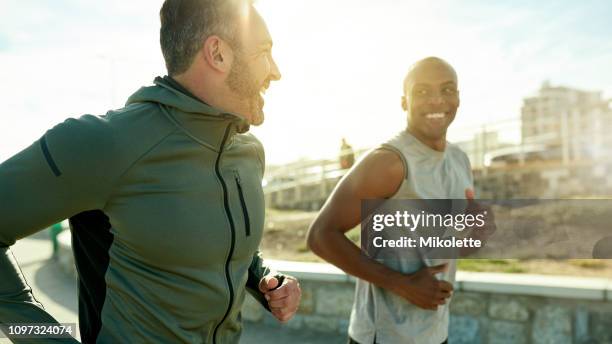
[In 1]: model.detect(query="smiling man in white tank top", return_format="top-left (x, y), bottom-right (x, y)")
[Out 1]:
top-left (307, 57), bottom-right (473, 344)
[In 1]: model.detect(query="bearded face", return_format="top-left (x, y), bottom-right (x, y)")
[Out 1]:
top-left (226, 51), bottom-right (268, 126)
top-left (223, 7), bottom-right (280, 126)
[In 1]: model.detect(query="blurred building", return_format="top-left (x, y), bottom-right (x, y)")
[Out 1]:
top-left (521, 81), bottom-right (612, 162)
top-left (456, 130), bottom-right (501, 168)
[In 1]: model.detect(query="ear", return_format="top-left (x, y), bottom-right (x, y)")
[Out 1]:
top-left (401, 96), bottom-right (408, 111)
top-left (203, 35), bottom-right (233, 73)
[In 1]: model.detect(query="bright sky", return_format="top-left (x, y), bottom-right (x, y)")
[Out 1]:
top-left (1, 0), bottom-right (611, 164)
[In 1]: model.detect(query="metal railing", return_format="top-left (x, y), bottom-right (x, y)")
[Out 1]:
top-left (264, 110), bottom-right (612, 198)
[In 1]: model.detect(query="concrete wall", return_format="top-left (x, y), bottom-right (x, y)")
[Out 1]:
top-left (57, 232), bottom-right (612, 343)
top-left (244, 260), bottom-right (612, 344)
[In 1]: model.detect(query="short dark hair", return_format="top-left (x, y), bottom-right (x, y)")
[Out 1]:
top-left (159, 0), bottom-right (248, 76)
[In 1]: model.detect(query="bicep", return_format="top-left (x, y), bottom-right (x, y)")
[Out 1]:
top-left (314, 149), bottom-right (405, 233)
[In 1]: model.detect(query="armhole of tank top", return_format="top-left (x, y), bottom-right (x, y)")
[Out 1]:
top-left (460, 150), bottom-right (475, 187)
top-left (379, 143), bottom-right (409, 181)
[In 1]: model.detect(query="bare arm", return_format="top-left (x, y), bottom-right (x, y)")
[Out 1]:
top-left (307, 148), bottom-right (452, 310)
top-left (307, 149), bottom-right (404, 287)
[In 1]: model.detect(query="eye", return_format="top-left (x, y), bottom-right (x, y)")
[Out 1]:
top-left (443, 87), bottom-right (457, 95)
top-left (414, 89), bottom-right (429, 96)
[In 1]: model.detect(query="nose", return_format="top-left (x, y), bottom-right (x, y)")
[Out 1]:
top-left (269, 55), bottom-right (281, 81)
top-left (427, 94), bottom-right (445, 105)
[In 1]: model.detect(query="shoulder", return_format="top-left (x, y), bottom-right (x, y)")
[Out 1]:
top-left (362, 148), bottom-right (405, 176)
top-left (447, 143), bottom-right (472, 167)
top-left (43, 105), bottom-right (177, 176)
top-left (44, 114), bottom-right (117, 158)
top-left (343, 148), bottom-right (405, 199)
top-left (52, 104), bottom-right (173, 148)
top-left (104, 102), bottom-right (177, 138)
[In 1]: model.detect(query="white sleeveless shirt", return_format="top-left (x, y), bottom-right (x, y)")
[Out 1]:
top-left (348, 130), bottom-right (473, 344)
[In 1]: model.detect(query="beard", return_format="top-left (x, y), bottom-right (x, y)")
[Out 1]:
top-left (226, 53), bottom-right (265, 126)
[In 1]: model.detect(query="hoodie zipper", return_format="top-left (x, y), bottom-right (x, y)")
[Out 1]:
top-left (212, 124), bottom-right (235, 344)
top-left (234, 172), bottom-right (251, 237)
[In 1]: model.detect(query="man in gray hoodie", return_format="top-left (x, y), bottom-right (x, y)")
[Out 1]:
top-left (0, 1), bottom-right (301, 343)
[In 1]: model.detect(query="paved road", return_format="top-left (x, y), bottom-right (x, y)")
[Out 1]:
top-left (1, 232), bottom-right (345, 343)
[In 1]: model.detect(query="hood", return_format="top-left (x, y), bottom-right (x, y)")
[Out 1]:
top-left (126, 77), bottom-right (249, 131)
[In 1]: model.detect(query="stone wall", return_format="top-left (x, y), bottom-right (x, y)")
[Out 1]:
top-left (243, 261), bottom-right (612, 344)
top-left (448, 292), bottom-right (610, 344)
top-left (56, 233), bottom-right (612, 343)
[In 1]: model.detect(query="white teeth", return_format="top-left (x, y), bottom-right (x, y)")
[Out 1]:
top-left (426, 112), bottom-right (445, 119)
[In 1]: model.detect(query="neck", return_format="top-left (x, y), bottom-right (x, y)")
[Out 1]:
top-left (406, 127), bottom-right (447, 152)
top-left (172, 72), bottom-right (247, 120)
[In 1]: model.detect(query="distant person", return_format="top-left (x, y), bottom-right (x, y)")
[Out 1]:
top-left (308, 57), bottom-right (480, 344)
top-left (0, 1), bottom-right (301, 343)
top-left (340, 138), bottom-right (355, 169)
top-left (48, 222), bottom-right (64, 258)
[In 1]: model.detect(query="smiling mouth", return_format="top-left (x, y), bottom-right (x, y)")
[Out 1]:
top-left (425, 112), bottom-right (446, 119)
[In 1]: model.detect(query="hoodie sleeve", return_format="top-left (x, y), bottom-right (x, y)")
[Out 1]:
top-left (0, 115), bottom-right (120, 340)
top-left (245, 251), bottom-right (283, 311)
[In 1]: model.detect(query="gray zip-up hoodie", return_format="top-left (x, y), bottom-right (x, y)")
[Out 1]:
top-left (0, 76), bottom-right (278, 343)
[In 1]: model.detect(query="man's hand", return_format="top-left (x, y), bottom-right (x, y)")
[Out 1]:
top-left (389, 264), bottom-right (453, 311)
top-left (258, 275), bottom-right (301, 322)
top-left (464, 188), bottom-right (496, 244)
